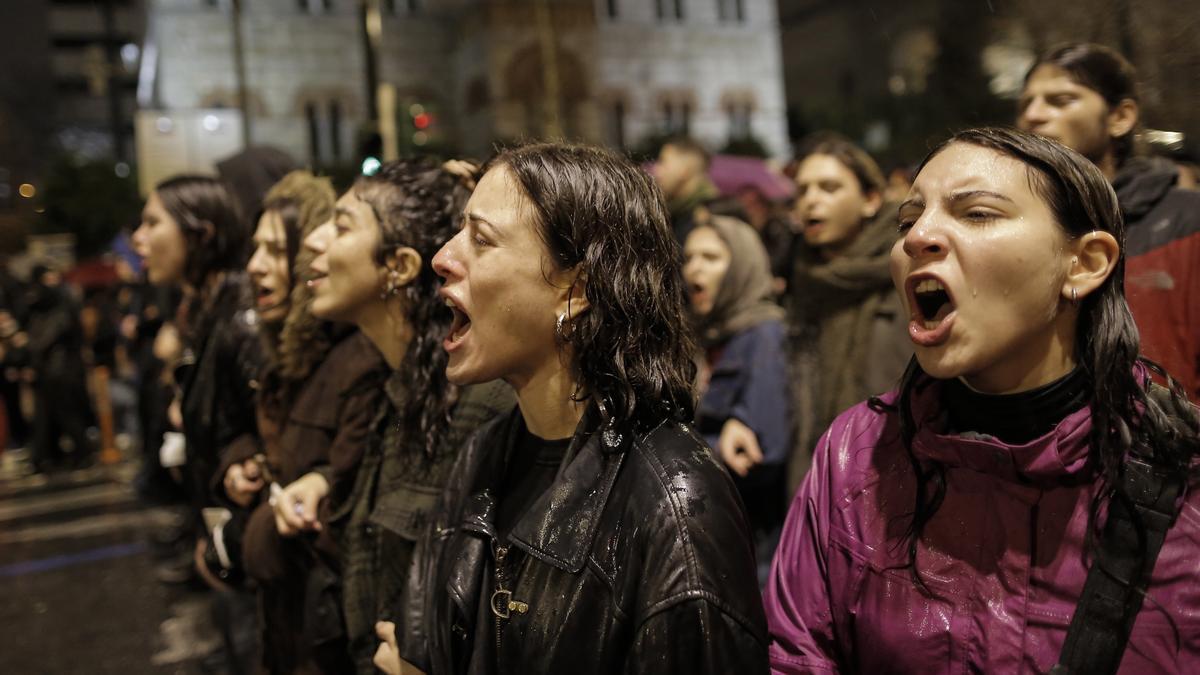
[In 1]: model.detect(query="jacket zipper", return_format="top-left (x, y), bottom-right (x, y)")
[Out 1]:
top-left (494, 542), bottom-right (506, 665)
top-left (490, 539), bottom-right (529, 669)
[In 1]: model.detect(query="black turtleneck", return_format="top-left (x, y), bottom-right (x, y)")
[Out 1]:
top-left (943, 368), bottom-right (1091, 445)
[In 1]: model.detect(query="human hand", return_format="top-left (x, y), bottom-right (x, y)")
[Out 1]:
top-left (223, 459), bottom-right (264, 507)
top-left (272, 472), bottom-right (329, 536)
top-left (442, 159), bottom-right (479, 189)
top-left (718, 418), bottom-right (763, 477)
top-left (373, 621), bottom-right (425, 675)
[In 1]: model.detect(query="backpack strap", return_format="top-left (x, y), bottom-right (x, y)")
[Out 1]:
top-left (1050, 456), bottom-right (1185, 675)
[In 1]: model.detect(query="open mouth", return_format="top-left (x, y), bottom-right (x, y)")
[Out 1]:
top-left (906, 276), bottom-right (957, 346)
top-left (306, 271), bottom-right (327, 289)
top-left (444, 296), bottom-right (472, 351)
top-left (913, 278), bottom-right (954, 328)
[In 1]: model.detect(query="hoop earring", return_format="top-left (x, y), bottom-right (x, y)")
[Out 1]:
top-left (1071, 287), bottom-right (1079, 306)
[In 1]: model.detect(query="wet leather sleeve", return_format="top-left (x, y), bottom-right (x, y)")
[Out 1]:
top-left (628, 596), bottom-right (769, 674)
top-left (763, 428), bottom-right (842, 674)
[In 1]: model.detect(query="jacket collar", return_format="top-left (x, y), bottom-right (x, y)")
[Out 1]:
top-left (453, 404), bottom-right (631, 574)
top-left (905, 379), bottom-right (1094, 489)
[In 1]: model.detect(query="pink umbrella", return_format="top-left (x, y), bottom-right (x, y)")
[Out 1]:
top-left (707, 154), bottom-right (795, 202)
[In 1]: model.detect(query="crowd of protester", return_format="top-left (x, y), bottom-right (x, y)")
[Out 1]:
top-left (2, 42), bottom-right (1200, 674)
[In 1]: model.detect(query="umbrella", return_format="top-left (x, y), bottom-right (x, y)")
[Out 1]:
top-left (707, 154), bottom-right (794, 202)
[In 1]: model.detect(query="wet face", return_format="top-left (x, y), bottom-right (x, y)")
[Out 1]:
top-left (132, 191), bottom-right (188, 285)
top-left (794, 154), bottom-right (878, 257)
top-left (246, 210), bottom-right (291, 323)
top-left (892, 142), bottom-right (1075, 392)
top-left (1017, 65), bottom-right (1113, 163)
top-left (431, 165), bottom-right (570, 389)
top-left (683, 226), bottom-right (732, 316)
top-left (303, 190), bottom-right (386, 325)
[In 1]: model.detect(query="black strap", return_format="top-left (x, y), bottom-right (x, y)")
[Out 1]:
top-left (1051, 457), bottom-right (1185, 675)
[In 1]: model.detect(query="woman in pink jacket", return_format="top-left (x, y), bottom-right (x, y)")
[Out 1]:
top-left (765, 127), bottom-right (1200, 674)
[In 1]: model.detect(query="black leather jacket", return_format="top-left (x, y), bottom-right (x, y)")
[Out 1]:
top-left (403, 407), bottom-right (769, 674)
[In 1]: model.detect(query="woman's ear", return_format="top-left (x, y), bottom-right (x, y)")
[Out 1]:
top-left (383, 246), bottom-right (422, 287)
top-left (1064, 231), bottom-right (1120, 302)
top-left (861, 190), bottom-right (883, 220)
top-left (555, 269), bottom-right (590, 323)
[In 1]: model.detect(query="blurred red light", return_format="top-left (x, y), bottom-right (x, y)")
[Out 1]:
top-left (413, 113), bottom-right (431, 129)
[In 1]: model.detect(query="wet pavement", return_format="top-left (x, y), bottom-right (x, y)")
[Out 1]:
top-left (0, 452), bottom-right (224, 674)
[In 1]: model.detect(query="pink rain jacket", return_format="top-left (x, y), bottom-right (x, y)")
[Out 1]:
top-left (765, 383), bottom-right (1200, 674)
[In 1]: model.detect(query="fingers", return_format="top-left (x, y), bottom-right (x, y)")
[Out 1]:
top-left (741, 432), bottom-right (764, 465)
top-left (376, 620), bottom-right (397, 644)
top-left (280, 488), bottom-right (310, 532)
top-left (298, 488), bottom-right (323, 531)
top-left (242, 460), bottom-right (261, 480)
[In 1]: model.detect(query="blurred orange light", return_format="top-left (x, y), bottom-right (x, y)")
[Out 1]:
top-left (414, 113), bottom-right (431, 130)
top-left (18, 183), bottom-right (35, 198)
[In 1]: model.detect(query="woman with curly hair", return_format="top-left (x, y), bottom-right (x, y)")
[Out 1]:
top-left (278, 159), bottom-right (513, 673)
top-left (765, 128), bottom-right (1200, 673)
top-left (215, 170), bottom-right (388, 673)
top-left (382, 143), bottom-right (768, 674)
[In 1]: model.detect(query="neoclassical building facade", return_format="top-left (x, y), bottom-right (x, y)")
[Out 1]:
top-left (145, 0), bottom-right (790, 163)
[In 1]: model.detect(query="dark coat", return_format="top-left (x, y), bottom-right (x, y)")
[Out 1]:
top-left (695, 318), bottom-right (793, 467)
top-left (333, 378), bottom-right (513, 674)
top-left (179, 273), bottom-right (263, 512)
top-left (232, 331), bottom-right (386, 674)
top-left (404, 407), bottom-right (770, 675)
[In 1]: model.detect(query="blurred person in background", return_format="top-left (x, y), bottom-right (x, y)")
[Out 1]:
top-left (0, 307), bottom-right (30, 456)
top-left (766, 126), bottom-right (1200, 674)
top-left (655, 137), bottom-right (722, 245)
top-left (734, 185), bottom-right (795, 295)
top-left (684, 214), bottom-right (793, 584)
top-left (786, 136), bottom-right (909, 492)
top-left (24, 263), bottom-right (96, 472)
top-left (385, 143), bottom-right (767, 675)
top-left (216, 170), bottom-right (386, 674)
top-left (281, 159), bottom-right (511, 673)
top-left (1018, 42), bottom-right (1200, 399)
top-left (132, 174), bottom-right (264, 671)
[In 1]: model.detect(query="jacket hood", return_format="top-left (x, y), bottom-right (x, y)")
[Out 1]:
top-left (1113, 157), bottom-right (1179, 222)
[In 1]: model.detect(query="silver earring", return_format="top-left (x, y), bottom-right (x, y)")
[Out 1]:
top-left (380, 272), bottom-right (401, 300)
top-left (1071, 287), bottom-right (1079, 306)
top-left (555, 312), bottom-right (569, 340)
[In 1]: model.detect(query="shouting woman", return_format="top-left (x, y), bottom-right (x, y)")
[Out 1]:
top-left (392, 143), bottom-right (768, 674)
top-left (766, 128), bottom-right (1200, 674)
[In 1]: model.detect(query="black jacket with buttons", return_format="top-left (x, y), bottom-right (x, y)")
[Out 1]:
top-left (402, 406), bottom-right (769, 674)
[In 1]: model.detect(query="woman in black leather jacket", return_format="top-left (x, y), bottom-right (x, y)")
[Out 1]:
top-left (378, 143), bottom-right (768, 674)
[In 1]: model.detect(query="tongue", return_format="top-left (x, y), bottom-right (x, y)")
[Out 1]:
top-left (931, 301), bottom-right (953, 323)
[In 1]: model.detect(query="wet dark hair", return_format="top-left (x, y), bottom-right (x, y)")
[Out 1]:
top-left (353, 158), bottom-right (473, 457)
top-left (487, 142), bottom-right (698, 430)
top-left (1026, 42), bottom-right (1140, 164)
top-left (882, 127), bottom-right (1198, 589)
top-left (796, 134), bottom-right (886, 195)
top-left (154, 175), bottom-right (248, 288)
